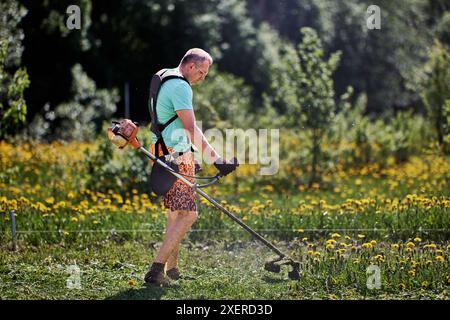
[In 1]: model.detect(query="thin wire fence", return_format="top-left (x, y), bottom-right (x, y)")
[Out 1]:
top-left (10, 228), bottom-right (450, 234)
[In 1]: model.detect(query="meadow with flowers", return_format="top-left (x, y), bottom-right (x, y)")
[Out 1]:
top-left (0, 138), bottom-right (449, 300)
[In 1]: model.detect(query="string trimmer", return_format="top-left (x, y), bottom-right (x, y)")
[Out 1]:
top-left (107, 119), bottom-right (300, 280)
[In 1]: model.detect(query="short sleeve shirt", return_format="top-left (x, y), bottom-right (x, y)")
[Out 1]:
top-left (151, 69), bottom-right (193, 153)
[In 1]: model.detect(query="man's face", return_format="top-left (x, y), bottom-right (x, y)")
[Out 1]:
top-left (187, 60), bottom-right (210, 85)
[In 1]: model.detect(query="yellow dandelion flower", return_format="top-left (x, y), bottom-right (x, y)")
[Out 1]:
top-left (436, 256), bottom-right (444, 262)
top-left (296, 228), bottom-right (304, 233)
top-left (70, 217), bottom-right (78, 222)
top-left (370, 240), bottom-right (377, 246)
top-left (92, 220), bottom-right (99, 225)
top-left (391, 244), bottom-right (399, 249)
top-left (331, 233), bottom-right (341, 239)
top-left (128, 280), bottom-right (136, 286)
top-left (399, 283), bottom-right (406, 290)
top-left (45, 197), bottom-right (55, 204)
top-left (302, 237), bottom-right (308, 242)
top-left (406, 242), bottom-right (415, 248)
top-left (357, 234), bottom-right (365, 239)
top-left (307, 250), bottom-right (314, 256)
top-left (326, 243), bottom-right (335, 250)
top-left (362, 243), bottom-right (373, 249)
top-left (414, 237), bottom-right (422, 242)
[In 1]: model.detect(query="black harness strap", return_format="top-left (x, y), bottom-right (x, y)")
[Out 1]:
top-left (149, 69), bottom-right (190, 156)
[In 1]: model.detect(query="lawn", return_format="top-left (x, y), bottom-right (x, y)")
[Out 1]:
top-left (0, 141), bottom-right (449, 299)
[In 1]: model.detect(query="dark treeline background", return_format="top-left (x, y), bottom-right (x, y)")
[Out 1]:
top-left (16, 0), bottom-right (448, 122)
top-left (0, 0), bottom-right (449, 188)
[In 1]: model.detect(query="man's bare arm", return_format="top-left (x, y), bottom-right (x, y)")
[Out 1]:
top-left (176, 109), bottom-right (220, 162)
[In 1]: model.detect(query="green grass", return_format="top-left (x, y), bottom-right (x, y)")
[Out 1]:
top-left (1, 239), bottom-right (448, 300)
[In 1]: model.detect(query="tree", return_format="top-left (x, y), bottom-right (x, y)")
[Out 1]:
top-left (193, 67), bottom-right (253, 129)
top-left (29, 64), bottom-right (119, 141)
top-left (421, 41), bottom-right (450, 153)
top-left (0, 0), bottom-right (30, 138)
top-left (271, 27), bottom-right (341, 186)
top-left (19, 0), bottom-right (92, 122)
top-left (248, 0), bottom-right (446, 115)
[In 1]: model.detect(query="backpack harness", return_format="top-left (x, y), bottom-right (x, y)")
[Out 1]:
top-left (149, 68), bottom-right (193, 157)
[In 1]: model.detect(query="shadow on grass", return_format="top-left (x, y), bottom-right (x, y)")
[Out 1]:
top-left (106, 284), bottom-right (177, 300)
top-left (261, 275), bottom-right (290, 284)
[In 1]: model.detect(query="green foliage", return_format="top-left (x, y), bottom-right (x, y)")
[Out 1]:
top-left (0, 42), bottom-right (30, 139)
top-left (420, 41), bottom-right (450, 153)
top-left (82, 124), bottom-right (154, 194)
top-left (0, 0), bottom-right (30, 139)
top-left (29, 64), bottom-right (119, 141)
top-left (271, 27), bottom-right (341, 185)
top-left (0, 0), bottom-right (27, 66)
top-left (330, 90), bottom-right (434, 168)
top-left (193, 67), bottom-right (253, 129)
top-left (248, 0), bottom-right (443, 114)
top-left (444, 100), bottom-right (450, 150)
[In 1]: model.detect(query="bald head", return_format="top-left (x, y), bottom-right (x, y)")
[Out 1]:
top-left (180, 48), bottom-right (213, 67)
top-left (178, 48), bottom-right (213, 85)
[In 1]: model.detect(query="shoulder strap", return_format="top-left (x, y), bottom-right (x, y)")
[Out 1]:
top-left (149, 69), bottom-right (190, 155)
top-left (149, 69), bottom-right (189, 131)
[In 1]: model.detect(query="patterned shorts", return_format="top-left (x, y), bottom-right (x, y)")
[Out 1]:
top-left (150, 145), bottom-right (197, 212)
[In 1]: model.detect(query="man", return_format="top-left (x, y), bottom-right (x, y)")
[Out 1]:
top-left (144, 48), bottom-right (238, 286)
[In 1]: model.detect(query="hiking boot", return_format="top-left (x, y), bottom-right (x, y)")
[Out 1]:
top-left (166, 267), bottom-right (196, 281)
top-left (144, 271), bottom-right (172, 287)
top-left (144, 262), bottom-right (172, 287)
top-left (166, 267), bottom-right (181, 280)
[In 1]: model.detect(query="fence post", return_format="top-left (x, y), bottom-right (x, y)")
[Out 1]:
top-left (10, 210), bottom-right (17, 251)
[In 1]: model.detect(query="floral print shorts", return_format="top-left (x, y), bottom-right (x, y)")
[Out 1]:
top-left (150, 145), bottom-right (197, 212)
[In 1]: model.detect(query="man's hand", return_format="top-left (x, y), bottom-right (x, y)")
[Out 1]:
top-left (214, 157), bottom-right (239, 176)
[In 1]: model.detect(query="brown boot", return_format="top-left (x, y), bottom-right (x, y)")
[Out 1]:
top-left (144, 263), bottom-right (172, 287)
top-left (166, 267), bottom-right (180, 280)
top-left (166, 267), bottom-right (196, 281)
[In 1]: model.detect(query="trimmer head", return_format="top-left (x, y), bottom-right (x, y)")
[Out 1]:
top-left (264, 260), bottom-right (281, 273)
top-left (264, 257), bottom-right (300, 280)
top-left (287, 261), bottom-right (300, 280)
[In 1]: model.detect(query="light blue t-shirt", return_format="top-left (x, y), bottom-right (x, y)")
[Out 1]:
top-left (151, 70), bottom-right (193, 153)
